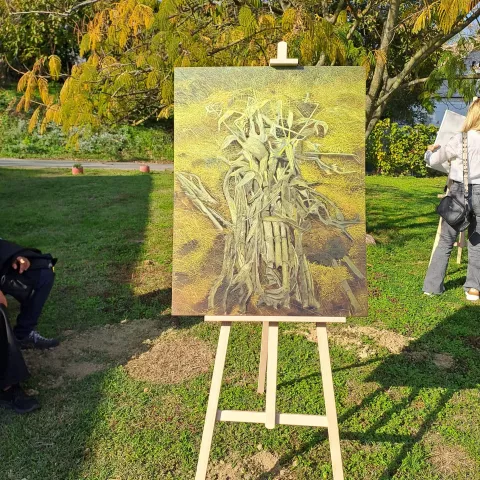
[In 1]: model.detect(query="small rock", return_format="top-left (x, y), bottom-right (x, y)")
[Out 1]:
top-left (257, 444), bottom-right (263, 451)
top-left (366, 234), bottom-right (376, 245)
top-left (121, 319), bottom-right (128, 324)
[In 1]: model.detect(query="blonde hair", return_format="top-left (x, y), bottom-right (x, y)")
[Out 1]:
top-left (463, 97), bottom-right (480, 132)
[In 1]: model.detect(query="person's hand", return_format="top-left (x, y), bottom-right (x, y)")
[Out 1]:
top-left (427, 144), bottom-right (440, 152)
top-left (12, 256), bottom-right (30, 274)
top-left (0, 290), bottom-right (7, 307)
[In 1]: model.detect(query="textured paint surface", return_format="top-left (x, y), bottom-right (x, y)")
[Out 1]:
top-left (173, 67), bottom-right (366, 317)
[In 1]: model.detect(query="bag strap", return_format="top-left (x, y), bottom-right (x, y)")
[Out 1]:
top-left (463, 132), bottom-right (469, 206)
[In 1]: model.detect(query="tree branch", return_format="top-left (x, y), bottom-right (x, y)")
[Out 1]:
top-left (366, 0), bottom-right (401, 118)
top-left (378, 6), bottom-right (480, 107)
top-left (208, 27), bottom-right (279, 56)
top-left (346, 0), bottom-right (374, 40)
top-left (7, 0), bottom-right (102, 17)
top-left (326, 0), bottom-right (346, 24)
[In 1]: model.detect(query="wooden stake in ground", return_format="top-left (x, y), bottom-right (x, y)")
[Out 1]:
top-left (195, 316), bottom-right (346, 480)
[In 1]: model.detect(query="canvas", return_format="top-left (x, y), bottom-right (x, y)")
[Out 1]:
top-left (173, 66), bottom-right (366, 317)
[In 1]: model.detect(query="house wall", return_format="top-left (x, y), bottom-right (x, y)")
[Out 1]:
top-left (426, 50), bottom-right (480, 125)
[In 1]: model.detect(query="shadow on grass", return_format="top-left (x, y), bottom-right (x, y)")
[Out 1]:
top-left (366, 184), bottom-right (443, 247)
top-left (0, 169), bottom-right (201, 479)
top-left (260, 306), bottom-right (480, 479)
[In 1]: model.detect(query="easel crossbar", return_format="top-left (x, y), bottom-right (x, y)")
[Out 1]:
top-left (217, 409), bottom-right (329, 427)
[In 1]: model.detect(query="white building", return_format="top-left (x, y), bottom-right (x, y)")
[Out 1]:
top-left (427, 50), bottom-right (480, 125)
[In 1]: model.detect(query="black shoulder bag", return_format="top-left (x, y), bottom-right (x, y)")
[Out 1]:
top-left (436, 132), bottom-right (471, 232)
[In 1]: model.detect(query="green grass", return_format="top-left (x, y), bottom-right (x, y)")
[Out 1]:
top-left (0, 170), bottom-right (479, 479)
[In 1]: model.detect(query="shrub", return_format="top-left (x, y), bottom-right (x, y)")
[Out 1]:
top-left (367, 119), bottom-right (439, 176)
top-left (0, 87), bottom-right (173, 162)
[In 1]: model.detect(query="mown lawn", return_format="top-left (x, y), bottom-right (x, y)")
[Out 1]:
top-left (0, 169), bottom-right (479, 479)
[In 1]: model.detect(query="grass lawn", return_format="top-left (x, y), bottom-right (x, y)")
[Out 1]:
top-left (0, 169), bottom-right (479, 479)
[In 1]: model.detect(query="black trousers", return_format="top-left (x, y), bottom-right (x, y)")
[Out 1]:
top-left (9, 267), bottom-right (55, 339)
top-left (0, 306), bottom-right (29, 390)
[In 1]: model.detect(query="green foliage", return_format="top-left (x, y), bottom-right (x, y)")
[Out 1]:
top-left (12, 0), bottom-right (357, 132)
top-left (8, 0), bottom-right (480, 139)
top-left (0, 0), bottom-right (99, 68)
top-left (367, 119), bottom-right (438, 176)
top-left (0, 88), bottom-right (173, 161)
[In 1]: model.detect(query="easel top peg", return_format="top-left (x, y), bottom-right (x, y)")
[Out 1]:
top-left (269, 41), bottom-right (299, 67)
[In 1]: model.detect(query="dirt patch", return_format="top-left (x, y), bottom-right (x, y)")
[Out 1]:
top-left (23, 318), bottom-right (169, 383)
top-left (207, 451), bottom-right (294, 480)
top-left (425, 433), bottom-right (476, 478)
top-left (404, 350), bottom-right (429, 362)
top-left (404, 351), bottom-right (455, 370)
top-left (207, 456), bottom-right (245, 480)
top-left (125, 332), bottom-right (214, 384)
top-left (463, 335), bottom-right (480, 350)
top-left (345, 378), bottom-right (379, 406)
top-left (251, 451), bottom-right (279, 471)
top-left (290, 324), bottom-right (413, 357)
top-left (350, 325), bottom-right (412, 354)
top-left (432, 353), bottom-right (455, 370)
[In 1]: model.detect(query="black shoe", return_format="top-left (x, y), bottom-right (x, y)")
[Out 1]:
top-left (18, 330), bottom-right (60, 350)
top-left (0, 385), bottom-right (40, 414)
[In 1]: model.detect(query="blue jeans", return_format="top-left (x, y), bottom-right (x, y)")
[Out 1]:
top-left (10, 268), bottom-right (55, 339)
top-left (424, 181), bottom-right (480, 293)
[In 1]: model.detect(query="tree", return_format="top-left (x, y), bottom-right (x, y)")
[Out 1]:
top-left (0, 0), bottom-right (105, 72)
top-left (11, 0), bottom-right (480, 139)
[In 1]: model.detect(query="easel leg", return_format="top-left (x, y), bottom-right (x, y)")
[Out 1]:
top-left (257, 321), bottom-right (269, 394)
top-left (195, 322), bottom-right (231, 480)
top-left (316, 323), bottom-right (344, 480)
top-left (265, 322), bottom-right (278, 429)
top-left (429, 217), bottom-right (443, 266)
top-left (457, 231), bottom-right (465, 264)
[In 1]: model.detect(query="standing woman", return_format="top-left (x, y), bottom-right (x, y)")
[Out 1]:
top-left (424, 97), bottom-right (480, 300)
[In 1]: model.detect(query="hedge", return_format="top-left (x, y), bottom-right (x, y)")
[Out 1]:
top-left (366, 119), bottom-right (439, 176)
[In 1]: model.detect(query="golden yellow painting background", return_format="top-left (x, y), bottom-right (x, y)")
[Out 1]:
top-left (172, 66), bottom-right (366, 316)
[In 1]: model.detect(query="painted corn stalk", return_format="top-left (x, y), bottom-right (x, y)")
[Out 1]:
top-left (173, 67), bottom-right (366, 317)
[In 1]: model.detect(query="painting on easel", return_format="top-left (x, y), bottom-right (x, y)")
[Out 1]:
top-left (173, 67), bottom-right (366, 317)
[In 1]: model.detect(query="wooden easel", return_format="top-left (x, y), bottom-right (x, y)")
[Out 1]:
top-left (195, 317), bottom-right (346, 480)
top-left (429, 179), bottom-right (466, 266)
top-left (195, 42), bottom-right (345, 479)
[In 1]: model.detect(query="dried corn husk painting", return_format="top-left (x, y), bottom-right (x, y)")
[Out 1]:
top-left (173, 67), bottom-right (366, 317)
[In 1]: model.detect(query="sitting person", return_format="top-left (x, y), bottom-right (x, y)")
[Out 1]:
top-left (0, 239), bottom-right (58, 349)
top-left (0, 292), bottom-right (40, 413)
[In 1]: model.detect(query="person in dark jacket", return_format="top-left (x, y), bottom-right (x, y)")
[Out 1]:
top-left (0, 295), bottom-right (40, 413)
top-left (0, 239), bottom-right (58, 349)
